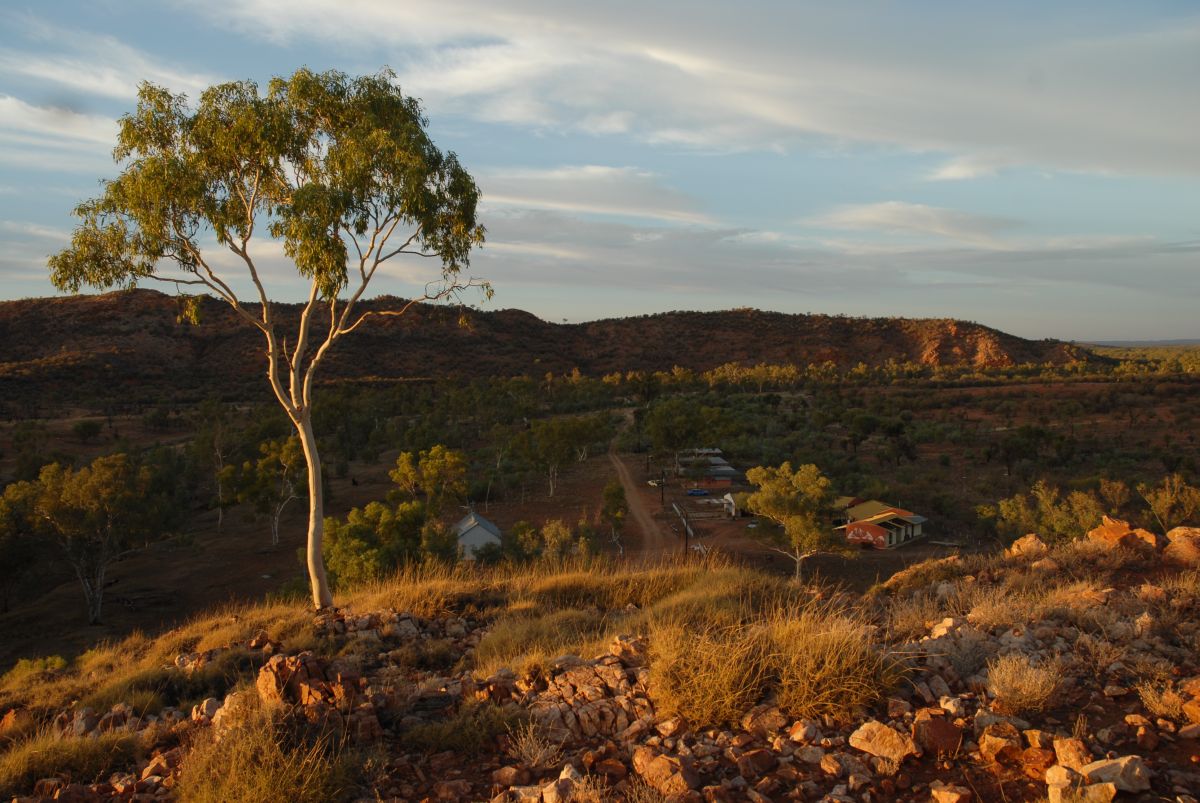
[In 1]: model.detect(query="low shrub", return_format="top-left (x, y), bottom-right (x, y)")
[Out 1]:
top-left (986, 653), bottom-right (1059, 716)
top-left (398, 701), bottom-right (522, 755)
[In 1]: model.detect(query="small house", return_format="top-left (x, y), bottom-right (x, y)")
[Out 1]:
top-left (834, 499), bottom-right (926, 550)
top-left (453, 512), bottom-right (503, 560)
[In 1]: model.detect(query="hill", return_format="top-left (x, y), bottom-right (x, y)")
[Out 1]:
top-left (0, 290), bottom-right (1095, 412)
top-left (1, 525), bottom-right (1198, 801)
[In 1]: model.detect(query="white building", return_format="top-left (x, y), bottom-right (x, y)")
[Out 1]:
top-left (453, 512), bottom-right (502, 560)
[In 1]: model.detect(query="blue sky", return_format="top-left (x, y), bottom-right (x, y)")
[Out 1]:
top-left (0, 2), bottom-right (1197, 340)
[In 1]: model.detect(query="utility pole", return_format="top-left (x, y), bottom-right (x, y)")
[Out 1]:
top-left (660, 469), bottom-right (666, 505)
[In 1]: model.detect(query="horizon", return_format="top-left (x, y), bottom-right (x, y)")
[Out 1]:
top-left (1, 2), bottom-right (1198, 341)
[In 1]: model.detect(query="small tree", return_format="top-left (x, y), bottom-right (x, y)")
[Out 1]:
top-left (1139, 474), bottom-right (1200, 532)
top-left (745, 462), bottom-right (844, 580)
top-left (48, 68), bottom-right (487, 609)
top-left (0, 498), bottom-right (34, 613)
top-left (238, 436), bottom-right (306, 548)
top-left (1, 454), bottom-right (162, 623)
top-left (601, 478), bottom-right (627, 554)
top-left (389, 444), bottom-right (468, 515)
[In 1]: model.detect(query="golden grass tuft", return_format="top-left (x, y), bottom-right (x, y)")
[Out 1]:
top-left (175, 700), bottom-right (354, 803)
top-left (986, 653), bottom-right (1060, 716)
top-left (0, 728), bottom-right (141, 797)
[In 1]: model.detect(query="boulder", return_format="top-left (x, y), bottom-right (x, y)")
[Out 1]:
top-left (1048, 784), bottom-right (1117, 803)
top-left (1086, 516), bottom-right (1157, 551)
top-left (1080, 756), bottom-right (1152, 792)
top-left (1008, 534), bottom-right (1049, 559)
top-left (1164, 527), bottom-right (1200, 566)
top-left (848, 720), bottom-right (918, 763)
top-left (979, 722), bottom-right (1022, 765)
top-left (741, 705), bottom-right (787, 737)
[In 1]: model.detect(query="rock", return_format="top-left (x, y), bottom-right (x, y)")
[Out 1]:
top-left (1052, 738), bottom-right (1093, 772)
top-left (1087, 516), bottom-right (1157, 551)
top-left (1046, 765), bottom-right (1082, 788)
top-left (191, 697), bottom-right (221, 722)
top-left (1021, 747), bottom-right (1056, 781)
top-left (595, 758), bottom-right (627, 779)
top-left (735, 749), bottom-right (778, 778)
top-left (930, 780), bottom-right (973, 803)
top-left (1179, 723), bottom-right (1200, 739)
top-left (632, 746), bottom-right (700, 795)
top-left (1183, 699), bottom-right (1200, 725)
top-left (795, 745), bottom-right (825, 764)
top-left (741, 705), bottom-right (787, 737)
top-left (492, 766), bottom-right (529, 786)
top-left (979, 722), bottom-right (1022, 765)
top-left (930, 617), bottom-right (964, 639)
top-left (1008, 534), bottom-right (1049, 559)
top-left (886, 698), bottom-right (912, 719)
top-left (848, 721), bottom-right (918, 763)
top-left (1031, 557), bottom-right (1061, 572)
top-left (433, 779), bottom-right (472, 799)
top-left (508, 785), bottom-right (543, 802)
top-left (1048, 783), bottom-right (1117, 803)
top-left (0, 707), bottom-right (32, 739)
top-left (1080, 756), bottom-right (1152, 793)
top-left (1164, 527), bottom-right (1200, 566)
top-left (787, 720), bottom-right (820, 743)
top-left (912, 712), bottom-right (962, 755)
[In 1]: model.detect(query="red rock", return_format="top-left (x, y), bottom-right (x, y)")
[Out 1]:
top-left (1021, 747), bottom-right (1056, 781)
top-left (492, 766), bottom-right (530, 786)
top-left (595, 758), bottom-right (627, 780)
top-left (1184, 699), bottom-right (1200, 725)
top-left (848, 720), bottom-right (918, 763)
top-left (979, 722), bottom-right (1022, 765)
top-left (736, 749), bottom-right (778, 778)
top-left (1086, 516), bottom-right (1157, 551)
top-left (632, 746), bottom-right (700, 795)
top-left (1053, 737), bottom-right (1093, 771)
top-left (912, 712), bottom-right (962, 755)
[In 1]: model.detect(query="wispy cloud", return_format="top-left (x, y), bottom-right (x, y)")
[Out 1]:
top-left (182, 1), bottom-right (1200, 177)
top-left (807, 202), bottom-right (1019, 249)
top-left (480, 165), bottom-right (714, 225)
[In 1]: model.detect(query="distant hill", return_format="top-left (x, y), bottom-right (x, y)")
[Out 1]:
top-left (0, 290), bottom-right (1097, 412)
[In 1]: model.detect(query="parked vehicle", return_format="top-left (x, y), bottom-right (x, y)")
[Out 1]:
top-left (686, 488), bottom-right (709, 496)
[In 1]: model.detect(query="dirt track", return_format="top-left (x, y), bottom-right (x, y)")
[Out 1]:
top-left (607, 449), bottom-right (672, 552)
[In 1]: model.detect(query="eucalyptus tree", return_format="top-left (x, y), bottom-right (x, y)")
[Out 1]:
top-left (49, 69), bottom-right (488, 608)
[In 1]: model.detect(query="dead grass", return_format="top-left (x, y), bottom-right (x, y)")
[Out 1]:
top-left (986, 653), bottom-right (1060, 716)
top-left (0, 728), bottom-right (142, 797)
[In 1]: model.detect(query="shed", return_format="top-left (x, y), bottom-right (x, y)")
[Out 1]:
top-left (453, 512), bottom-right (502, 560)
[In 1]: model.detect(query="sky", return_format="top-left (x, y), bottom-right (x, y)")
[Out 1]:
top-left (0, 2), bottom-right (1197, 341)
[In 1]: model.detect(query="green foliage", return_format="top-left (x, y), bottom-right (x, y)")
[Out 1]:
top-left (322, 500), bottom-right (427, 589)
top-left (1139, 473), bottom-right (1200, 532)
top-left (744, 462), bottom-right (845, 578)
top-left (388, 445), bottom-right (468, 515)
top-left (1, 655), bottom-right (67, 685)
top-left (70, 420), bottom-right (103, 444)
top-left (235, 437), bottom-right (307, 547)
top-left (981, 480), bottom-right (1104, 543)
top-left (0, 453), bottom-right (174, 623)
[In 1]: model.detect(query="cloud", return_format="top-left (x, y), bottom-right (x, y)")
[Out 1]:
top-left (928, 154), bottom-right (1016, 181)
top-left (0, 96), bottom-right (117, 172)
top-left (807, 202), bottom-right (1019, 248)
top-left (0, 14), bottom-right (216, 101)
top-left (181, 1), bottom-right (1200, 177)
top-left (480, 165), bottom-right (714, 225)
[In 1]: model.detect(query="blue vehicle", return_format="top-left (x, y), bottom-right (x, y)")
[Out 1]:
top-left (686, 488), bottom-right (709, 496)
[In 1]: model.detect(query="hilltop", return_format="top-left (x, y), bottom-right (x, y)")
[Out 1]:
top-left (0, 290), bottom-right (1095, 412)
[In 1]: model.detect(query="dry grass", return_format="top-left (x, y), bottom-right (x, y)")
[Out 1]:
top-left (399, 700), bottom-right (522, 755)
top-left (650, 618), bottom-right (772, 727)
top-left (175, 700), bottom-right (355, 803)
top-left (1072, 634), bottom-right (1125, 671)
top-left (0, 728), bottom-right (142, 797)
top-left (986, 653), bottom-right (1060, 716)
top-left (769, 604), bottom-right (906, 722)
top-left (1136, 682), bottom-right (1185, 719)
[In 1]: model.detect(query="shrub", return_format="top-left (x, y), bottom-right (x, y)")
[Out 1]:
top-left (505, 720), bottom-right (563, 771)
top-left (474, 608), bottom-right (607, 676)
top-left (986, 653), bottom-right (1059, 716)
top-left (1136, 682), bottom-right (1185, 719)
top-left (1, 656), bottom-right (67, 685)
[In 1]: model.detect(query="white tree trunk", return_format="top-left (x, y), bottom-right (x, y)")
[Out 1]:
top-left (297, 413), bottom-right (333, 609)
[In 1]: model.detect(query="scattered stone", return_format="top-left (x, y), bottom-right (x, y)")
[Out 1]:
top-left (848, 720), bottom-right (918, 763)
top-left (930, 779), bottom-right (973, 803)
top-left (1008, 533), bottom-right (1049, 558)
top-left (1080, 755), bottom-right (1152, 793)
